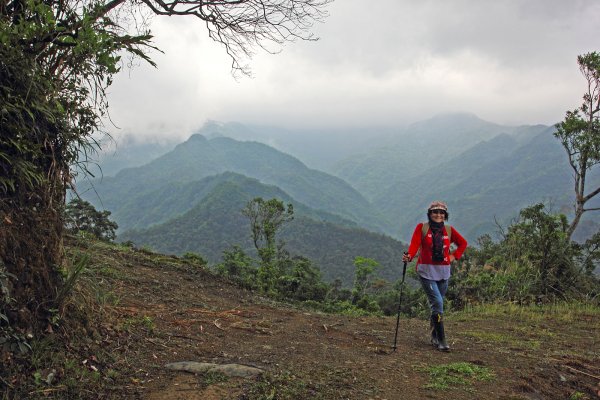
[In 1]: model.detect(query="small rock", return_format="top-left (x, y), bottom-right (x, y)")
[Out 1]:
top-left (165, 361), bottom-right (264, 378)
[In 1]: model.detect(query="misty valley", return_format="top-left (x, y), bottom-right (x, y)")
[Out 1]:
top-left (76, 113), bottom-right (600, 285)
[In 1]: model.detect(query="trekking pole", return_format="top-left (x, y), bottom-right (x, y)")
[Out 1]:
top-left (392, 252), bottom-right (408, 352)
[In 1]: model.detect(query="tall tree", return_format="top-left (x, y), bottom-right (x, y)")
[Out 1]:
top-left (554, 52), bottom-right (600, 239)
top-left (242, 197), bottom-right (293, 291)
top-left (0, 0), bottom-right (331, 334)
top-left (64, 198), bottom-right (118, 241)
top-left (352, 256), bottom-right (379, 302)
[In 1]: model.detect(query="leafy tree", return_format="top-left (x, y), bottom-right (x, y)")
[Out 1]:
top-left (577, 231), bottom-right (600, 276)
top-left (64, 199), bottom-right (118, 241)
top-left (352, 256), bottom-right (381, 313)
top-left (554, 52), bottom-right (600, 239)
top-left (0, 0), bottom-right (331, 333)
top-left (352, 256), bottom-right (379, 304)
top-left (242, 197), bottom-right (293, 292)
top-left (215, 246), bottom-right (257, 288)
top-left (276, 256), bottom-right (328, 302)
top-left (326, 278), bottom-right (352, 302)
top-left (243, 198), bottom-right (294, 263)
top-left (374, 283), bottom-right (427, 318)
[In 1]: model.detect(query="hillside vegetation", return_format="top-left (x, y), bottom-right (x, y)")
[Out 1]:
top-left (3, 238), bottom-right (598, 399)
top-left (374, 127), bottom-right (576, 240)
top-left (117, 173), bottom-right (406, 285)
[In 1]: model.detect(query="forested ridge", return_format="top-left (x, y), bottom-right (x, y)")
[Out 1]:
top-left (80, 134), bottom-right (386, 234)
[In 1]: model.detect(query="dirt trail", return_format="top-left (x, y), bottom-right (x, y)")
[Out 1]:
top-left (96, 248), bottom-right (600, 399)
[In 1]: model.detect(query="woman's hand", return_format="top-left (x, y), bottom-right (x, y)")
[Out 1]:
top-left (449, 254), bottom-right (456, 263)
top-left (402, 253), bottom-right (410, 262)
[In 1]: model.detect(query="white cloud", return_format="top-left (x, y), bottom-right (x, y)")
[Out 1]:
top-left (103, 0), bottom-right (600, 141)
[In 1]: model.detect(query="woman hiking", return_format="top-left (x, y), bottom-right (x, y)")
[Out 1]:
top-left (402, 201), bottom-right (467, 351)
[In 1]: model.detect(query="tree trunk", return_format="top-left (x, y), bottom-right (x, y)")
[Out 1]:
top-left (0, 188), bottom-right (63, 333)
top-left (566, 203), bottom-right (584, 241)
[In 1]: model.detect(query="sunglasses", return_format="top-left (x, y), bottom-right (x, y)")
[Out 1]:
top-left (430, 210), bottom-right (446, 215)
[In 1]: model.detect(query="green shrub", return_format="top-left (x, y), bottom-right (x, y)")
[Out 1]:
top-left (449, 204), bottom-right (600, 307)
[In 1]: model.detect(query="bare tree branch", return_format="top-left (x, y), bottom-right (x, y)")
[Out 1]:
top-left (137, 0), bottom-right (332, 75)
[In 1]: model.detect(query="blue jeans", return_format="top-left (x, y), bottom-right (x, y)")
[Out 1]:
top-left (420, 276), bottom-right (448, 316)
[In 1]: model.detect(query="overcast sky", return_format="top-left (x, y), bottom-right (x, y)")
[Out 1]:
top-left (104, 0), bottom-right (600, 143)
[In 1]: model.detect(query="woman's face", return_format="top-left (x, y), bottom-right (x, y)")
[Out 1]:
top-left (430, 209), bottom-right (446, 222)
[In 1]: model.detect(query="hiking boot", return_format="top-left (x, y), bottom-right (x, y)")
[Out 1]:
top-left (433, 313), bottom-right (450, 352)
top-left (429, 315), bottom-right (439, 347)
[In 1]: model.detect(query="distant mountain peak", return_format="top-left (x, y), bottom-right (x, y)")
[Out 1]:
top-left (431, 111), bottom-right (481, 120)
top-left (410, 112), bottom-right (493, 128)
top-left (187, 133), bottom-right (208, 142)
top-left (193, 120), bottom-right (249, 140)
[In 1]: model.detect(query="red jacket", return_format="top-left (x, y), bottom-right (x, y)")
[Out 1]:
top-left (407, 223), bottom-right (468, 266)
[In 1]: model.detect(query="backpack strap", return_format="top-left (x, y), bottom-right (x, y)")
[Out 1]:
top-left (421, 222), bottom-right (452, 241)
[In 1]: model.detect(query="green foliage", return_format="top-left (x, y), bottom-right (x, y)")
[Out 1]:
top-left (352, 256), bottom-right (379, 300)
top-left (276, 256), bottom-right (328, 302)
top-left (0, 0), bottom-right (155, 334)
top-left (416, 362), bottom-right (494, 390)
top-left (209, 199), bottom-right (425, 317)
top-left (0, 0), bottom-right (157, 197)
top-left (54, 253), bottom-right (89, 314)
top-left (449, 204), bottom-right (600, 306)
top-left (244, 197), bottom-right (293, 261)
top-left (215, 246), bottom-right (258, 289)
top-left (182, 252), bottom-right (207, 266)
top-left (569, 392), bottom-right (587, 400)
top-left (578, 230), bottom-right (600, 275)
top-left (348, 256), bottom-right (387, 313)
top-left (122, 315), bottom-right (155, 333)
top-left (213, 203), bottom-right (413, 316)
top-left (64, 199), bottom-right (118, 241)
top-left (0, 45), bottom-right (58, 195)
top-left (198, 370), bottom-right (229, 388)
top-left (374, 282), bottom-right (428, 317)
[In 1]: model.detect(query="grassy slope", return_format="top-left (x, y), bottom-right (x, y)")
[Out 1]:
top-left (4, 238), bottom-right (599, 399)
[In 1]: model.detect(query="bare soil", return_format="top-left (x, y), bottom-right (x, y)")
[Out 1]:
top-left (67, 244), bottom-right (600, 399)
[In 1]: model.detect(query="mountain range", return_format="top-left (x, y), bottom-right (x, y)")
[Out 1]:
top-left (81, 134), bottom-right (385, 233)
top-left (80, 113), bottom-right (600, 285)
top-left (190, 114), bottom-right (598, 241)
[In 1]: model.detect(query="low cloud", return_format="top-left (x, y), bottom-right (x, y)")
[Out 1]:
top-left (104, 0), bottom-right (600, 142)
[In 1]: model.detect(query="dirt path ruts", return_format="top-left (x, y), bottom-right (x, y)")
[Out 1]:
top-left (101, 252), bottom-right (600, 400)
